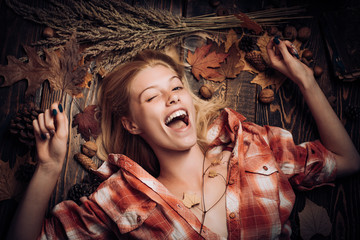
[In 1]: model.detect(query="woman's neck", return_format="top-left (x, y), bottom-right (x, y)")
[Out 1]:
top-left (156, 144), bottom-right (205, 196)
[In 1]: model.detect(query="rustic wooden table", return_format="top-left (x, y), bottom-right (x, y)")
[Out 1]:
top-left (0, 0), bottom-right (359, 239)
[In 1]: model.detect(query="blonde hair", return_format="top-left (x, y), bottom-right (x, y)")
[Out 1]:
top-left (97, 50), bottom-right (225, 177)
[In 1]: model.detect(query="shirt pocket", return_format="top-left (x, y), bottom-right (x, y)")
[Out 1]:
top-left (244, 154), bottom-right (280, 201)
top-left (115, 199), bottom-right (157, 234)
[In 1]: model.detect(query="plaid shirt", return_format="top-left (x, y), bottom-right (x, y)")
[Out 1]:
top-left (39, 108), bottom-right (336, 239)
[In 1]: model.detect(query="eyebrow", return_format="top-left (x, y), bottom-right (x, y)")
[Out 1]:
top-left (138, 75), bottom-right (180, 100)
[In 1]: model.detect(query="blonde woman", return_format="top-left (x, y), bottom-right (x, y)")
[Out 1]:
top-left (7, 38), bottom-right (360, 240)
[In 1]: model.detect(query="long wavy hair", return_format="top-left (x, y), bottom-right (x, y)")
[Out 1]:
top-left (97, 50), bottom-right (225, 177)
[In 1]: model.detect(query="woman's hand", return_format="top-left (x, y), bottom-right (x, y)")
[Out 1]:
top-left (33, 102), bottom-right (69, 173)
top-left (266, 37), bottom-right (315, 89)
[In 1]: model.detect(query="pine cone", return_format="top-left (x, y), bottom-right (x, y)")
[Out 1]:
top-left (74, 153), bottom-right (98, 171)
top-left (245, 51), bottom-right (268, 72)
top-left (9, 104), bottom-right (43, 146)
top-left (238, 35), bottom-right (257, 52)
top-left (67, 173), bottom-right (102, 205)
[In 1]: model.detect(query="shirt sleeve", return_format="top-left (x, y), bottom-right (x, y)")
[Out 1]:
top-left (38, 198), bottom-right (119, 240)
top-left (262, 125), bottom-right (337, 191)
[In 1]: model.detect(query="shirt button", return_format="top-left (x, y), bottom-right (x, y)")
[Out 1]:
top-left (229, 212), bottom-right (236, 219)
top-left (137, 215), bottom-right (142, 223)
top-left (263, 166), bottom-right (268, 171)
top-left (228, 179), bottom-right (235, 185)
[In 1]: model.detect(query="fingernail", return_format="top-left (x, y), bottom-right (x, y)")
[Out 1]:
top-left (273, 36), bottom-right (280, 45)
top-left (41, 133), bottom-right (47, 140)
top-left (52, 109), bottom-right (57, 116)
top-left (58, 103), bottom-right (63, 113)
top-left (50, 130), bottom-right (55, 135)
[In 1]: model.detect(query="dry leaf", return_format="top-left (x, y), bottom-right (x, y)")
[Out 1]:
top-left (257, 33), bottom-right (272, 65)
top-left (299, 198), bottom-right (332, 240)
top-left (235, 12), bottom-right (263, 34)
top-left (186, 43), bottom-right (228, 81)
top-left (0, 154), bottom-right (30, 202)
top-left (250, 69), bottom-right (287, 91)
top-left (208, 170), bottom-right (218, 178)
top-left (225, 29), bottom-right (238, 53)
top-left (182, 192), bottom-right (201, 209)
top-left (215, 44), bottom-right (243, 82)
top-left (73, 105), bottom-right (101, 141)
top-left (0, 34), bottom-right (89, 99)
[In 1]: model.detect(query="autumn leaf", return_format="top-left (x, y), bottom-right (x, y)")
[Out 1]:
top-left (0, 153), bottom-right (31, 202)
top-left (215, 44), bottom-right (244, 82)
top-left (186, 43), bottom-right (228, 81)
top-left (224, 29), bottom-right (238, 53)
top-left (0, 34), bottom-right (89, 99)
top-left (182, 192), bottom-right (201, 209)
top-left (235, 12), bottom-right (263, 34)
top-left (299, 198), bottom-right (332, 240)
top-left (73, 105), bottom-right (101, 141)
top-left (250, 69), bottom-right (287, 91)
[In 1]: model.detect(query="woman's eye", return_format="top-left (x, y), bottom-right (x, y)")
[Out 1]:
top-left (146, 96), bottom-right (157, 102)
top-left (173, 86), bottom-right (183, 91)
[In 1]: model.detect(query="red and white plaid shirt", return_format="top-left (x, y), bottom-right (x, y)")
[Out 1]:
top-left (39, 108), bottom-right (336, 239)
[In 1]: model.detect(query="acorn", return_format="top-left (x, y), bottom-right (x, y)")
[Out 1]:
top-left (302, 49), bottom-right (313, 61)
top-left (266, 26), bottom-right (279, 36)
top-left (259, 88), bottom-right (274, 104)
top-left (283, 26), bottom-right (297, 42)
top-left (81, 141), bottom-right (98, 158)
top-left (297, 26), bottom-right (311, 42)
top-left (313, 66), bottom-right (323, 77)
top-left (199, 84), bottom-right (214, 99)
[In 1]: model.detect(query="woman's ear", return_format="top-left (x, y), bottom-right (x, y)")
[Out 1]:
top-left (121, 116), bottom-right (142, 135)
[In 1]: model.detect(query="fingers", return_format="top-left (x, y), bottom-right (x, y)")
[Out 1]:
top-left (33, 102), bottom-right (68, 141)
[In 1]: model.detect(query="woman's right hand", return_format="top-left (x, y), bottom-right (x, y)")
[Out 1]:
top-left (32, 102), bottom-right (69, 173)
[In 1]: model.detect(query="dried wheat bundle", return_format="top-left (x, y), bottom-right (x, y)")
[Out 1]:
top-left (5, 0), bottom-right (307, 72)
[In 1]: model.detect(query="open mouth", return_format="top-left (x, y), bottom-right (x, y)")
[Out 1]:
top-left (165, 110), bottom-right (189, 129)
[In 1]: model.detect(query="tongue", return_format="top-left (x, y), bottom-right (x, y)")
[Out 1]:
top-left (167, 119), bottom-right (186, 129)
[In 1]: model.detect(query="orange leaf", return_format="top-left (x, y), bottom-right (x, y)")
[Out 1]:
top-left (182, 192), bottom-right (201, 209)
top-left (186, 44), bottom-right (228, 81)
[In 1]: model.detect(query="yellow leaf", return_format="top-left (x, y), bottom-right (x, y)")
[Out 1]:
top-left (208, 170), bottom-right (218, 178)
top-left (182, 192), bottom-right (201, 209)
top-left (299, 198), bottom-right (332, 240)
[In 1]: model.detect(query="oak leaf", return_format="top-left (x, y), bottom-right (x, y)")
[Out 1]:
top-left (182, 192), bottom-right (201, 209)
top-left (0, 154), bottom-right (30, 202)
top-left (186, 44), bottom-right (228, 81)
top-left (73, 105), bottom-right (101, 141)
top-left (299, 198), bottom-right (332, 240)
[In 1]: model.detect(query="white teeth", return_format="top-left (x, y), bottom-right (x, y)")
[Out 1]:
top-left (165, 110), bottom-right (187, 125)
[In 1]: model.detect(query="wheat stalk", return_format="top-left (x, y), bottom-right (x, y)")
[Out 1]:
top-left (5, 0), bottom-right (308, 72)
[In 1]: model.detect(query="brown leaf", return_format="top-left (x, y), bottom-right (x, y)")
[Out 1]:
top-left (299, 198), bottom-right (332, 240)
top-left (0, 34), bottom-right (88, 99)
top-left (0, 154), bottom-right (30, 202)
top-left (73, 105), bottom-right (101, 141)
top-left (186, 43), bottom-right (228, 81)
top-left (235, 12), bottom-right (263, 34)
top-left (224, 29), bottom-right (238, 53)
top-left (0, 46), bottom-right (57, 97)
top-left (250, 69), bottom-right (287, 91)
top-left (216, 44), bottom-right (243, 82)
top-left (182, 192), bottom-right (201, 209)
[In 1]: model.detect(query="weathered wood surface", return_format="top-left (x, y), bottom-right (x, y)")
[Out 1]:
top-left (0, 0), bottom-right (359, 239)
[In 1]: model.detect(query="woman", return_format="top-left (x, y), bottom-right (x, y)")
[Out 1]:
top-left (7, 38), bottom-right (360, 240)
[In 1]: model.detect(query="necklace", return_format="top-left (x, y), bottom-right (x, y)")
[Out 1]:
top-left (181, 151), bottom-right (230, 235)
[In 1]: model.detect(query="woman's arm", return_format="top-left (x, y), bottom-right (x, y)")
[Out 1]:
top-left (267, 38), bottom-right (360, 177)
top-left (7, 102), bottom-right (68, 240)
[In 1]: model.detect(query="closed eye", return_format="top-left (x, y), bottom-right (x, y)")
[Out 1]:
top-left (172, 86), bottom-right (183, 91)
top-left (146, 95), bottom-right (157, 102)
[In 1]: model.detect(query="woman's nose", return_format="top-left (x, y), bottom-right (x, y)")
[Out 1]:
top-left (167, 93), bottom-right (180, 105)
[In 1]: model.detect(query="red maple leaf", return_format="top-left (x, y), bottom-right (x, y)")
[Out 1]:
top-left (186, 44), bottom-right (228, 81)
top-left (73, 105), bottom-right (101, 141)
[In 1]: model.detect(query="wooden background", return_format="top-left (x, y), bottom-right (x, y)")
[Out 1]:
top-left (0, 0), bottom-right (359, 239)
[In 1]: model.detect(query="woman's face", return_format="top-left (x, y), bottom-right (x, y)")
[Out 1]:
top-left (124, 64), bottom-right (198, 153)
